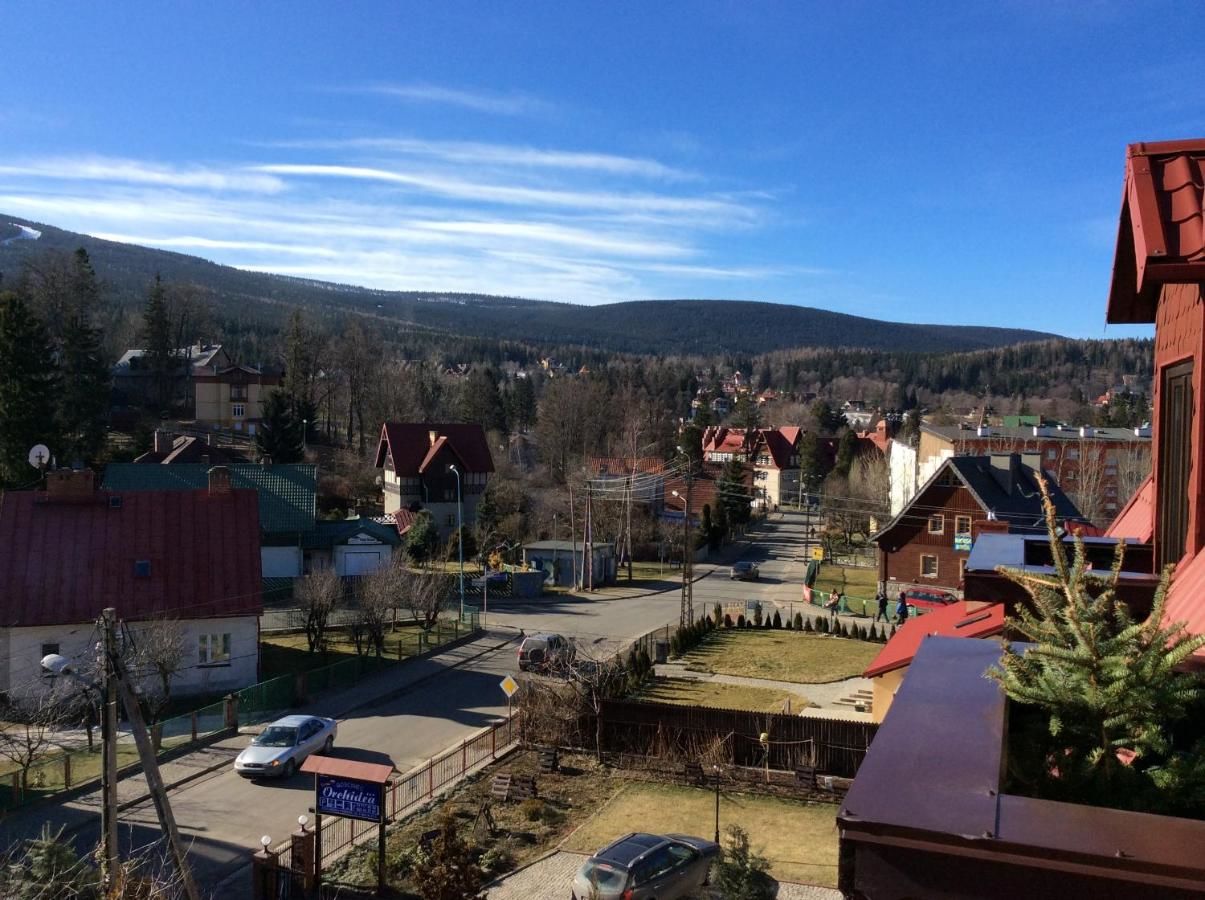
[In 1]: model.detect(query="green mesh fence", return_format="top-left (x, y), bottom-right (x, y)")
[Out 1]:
top-left (237, 674), bottom-right (297, 726)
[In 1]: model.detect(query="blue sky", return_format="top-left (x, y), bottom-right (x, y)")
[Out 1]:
top-left (2, 2), bottom-right (1200, 338)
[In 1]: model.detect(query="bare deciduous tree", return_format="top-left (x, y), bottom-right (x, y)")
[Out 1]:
top-left (296, 568), bottom-right (342, 654)
top-left (1114, 444), bottom-right (1152, 511)
top-left (0, 696), bottom-right (65, 790)
top-left (128, 618), bottom-right (186, 724)
top-left (406, 567), bottom-right (453, 631)
top-left (357, 560), bottom-right (403, 657)
top-left (564, 643), bottom-right (629, 762)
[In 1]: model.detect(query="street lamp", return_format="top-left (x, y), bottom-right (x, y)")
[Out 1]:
top-left (448, 464), bottom-right (464, 621)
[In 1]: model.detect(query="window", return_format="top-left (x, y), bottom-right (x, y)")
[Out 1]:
top-left (921, 555), bottom-right (939, 578)
top-left (445, 514), bottom-right (455, 527)
top-left (1046, 448), bottom-right (1057, 459)
top-left (928, 515), bottom-right (945, 535)
top-left (955, 515), bottom-right (972, 535)
top-left (198, 633), bottom-right (231, 665)
top-left (134, 559), bottom-right (151, 577)
top-left (1067, 448), bottom-right (1080, 460)
top-left (756, 454), bottom-right (771, 466)
top-left (231, 403), bottom-right (246, 418)
top-left (230, 384), bottom-right (248, 402)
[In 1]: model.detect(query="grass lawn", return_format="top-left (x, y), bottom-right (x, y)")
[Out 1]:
top-left (259, 621), bottom-right (464, 678)
top-left (564, 781), bottom-right (840, 887)
top-left (812, 563), bottom-right (879, 602)
top-left (682, 629), bottom-right (879, 684)
top-left (637, 678), bottom-right (806, 712)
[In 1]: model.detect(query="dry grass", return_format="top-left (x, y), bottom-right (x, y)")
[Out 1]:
top-left (637, 678), bottom-right (807, 713)
top-left (682, 630), bottom-right (879, 684)
top-left (563, 781), bottom-right (840, 887)
top-left (812, 564), bottom-right (879, 599)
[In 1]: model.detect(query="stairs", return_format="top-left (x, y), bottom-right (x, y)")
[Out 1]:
top-left (833, 688), bottom-right (873, 714)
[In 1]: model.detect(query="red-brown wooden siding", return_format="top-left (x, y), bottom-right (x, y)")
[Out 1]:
top-left (878, 483), bottom-right (984, 593)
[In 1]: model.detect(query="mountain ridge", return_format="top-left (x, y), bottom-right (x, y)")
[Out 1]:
top-left (0, 215), bottom-right (1060, 356)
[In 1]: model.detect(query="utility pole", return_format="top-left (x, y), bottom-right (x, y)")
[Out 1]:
top-left (584, 483), bottom-right (594, 591)
top-left (680, 474), bottom-right (693, 627)
top-left (111, 626), bottom-right (201, 900)
top-left (569, 484), bottom-right (579, 590)
top-left (99, 608), bottom-right (119, 890)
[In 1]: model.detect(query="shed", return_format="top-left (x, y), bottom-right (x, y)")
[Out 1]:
top-left (522, 540), bottom-right (616, 589)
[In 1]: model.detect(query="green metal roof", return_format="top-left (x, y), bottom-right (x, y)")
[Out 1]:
top-left (102, 464), bottom-right (317, 535)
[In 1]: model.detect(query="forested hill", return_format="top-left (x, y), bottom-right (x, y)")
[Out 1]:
top-left (0, 216), bottom-right (1057, 356)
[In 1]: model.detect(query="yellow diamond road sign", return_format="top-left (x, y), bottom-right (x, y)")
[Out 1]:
top-left (500, 675), bottom-right (519, 698)
top-left (811, 547), bottom-right (824, 561)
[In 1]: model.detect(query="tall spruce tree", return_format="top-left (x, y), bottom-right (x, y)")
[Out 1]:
top-left (282, 309), bottom-right (320, 433)
top-left (139, 274), bottom-right (174, 412)
top-left (56, 249), bottom-right (110, 465)
top-left (992, 485), bottom-right (1205, 815)
top-left (0, 292), bottom-right (60, 485)
top-left (717, 458), bottom-right (752, 527)
top-left (256, 390), bottom-right (305, 464)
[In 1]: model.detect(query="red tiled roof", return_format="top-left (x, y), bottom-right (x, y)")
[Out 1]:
top-left (587, 457), bottom-right (667, 476)
top-left (1104, 474), bottom-right (1154, 543)
top-left (374, 423), bottom-right (494, 475)
top-left (1108, 139), bottom-right (1205, 323)
top-left (1165, 551), bottom-right (1205, 668)
top-left (863, 600), bottom-right (1005, 678)
top-left (0, 488), bottom-right (262, 627)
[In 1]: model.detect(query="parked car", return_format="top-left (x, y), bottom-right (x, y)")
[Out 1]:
top-left (234, 715), bottom-right (337, 779)
top-left (517, 633), bottom-right (575, 672)
top-left (901, 587), bottom-right (957, 613)
top-left (730, 561), bottom-right (760, 581)
top-left (471, 570), bottom-right (508, 589)
top-left (571, 832), bottom-right (719, 900)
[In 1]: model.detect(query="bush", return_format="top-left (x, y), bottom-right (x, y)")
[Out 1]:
top-left (890, 624), bottom-right (897, 638)
top-left (520, 797), bottom-right (545, 821)
top-left (763, 616), bottom-right (772, 629)
top-left (753, 604), bottom-right (763, 627)
top-left (713, 825), bottom-right (774, 900)
top-left (714, 602), bottom-right (723, 624)
top-left (817, 617), bottom-right (828, 634)
top-left (785, 617), bottom-right (793, 630)
top-left (637, 647), bottom-right (652, 674)
top-left (724, 613), bottom-right (733, 628)
top-left (411, 814), bottom-right (485, 900)
top-left (794, 612), bottom-right (805, 630)
top-left (737, 614), bottom-right (746, 628)
top-left (478, 845), bottom-right (514, 877)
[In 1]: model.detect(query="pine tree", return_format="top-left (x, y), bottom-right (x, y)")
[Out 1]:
top-left (0, 293), bottom-right (60, 486)
top-left (139, 274), bottom-right (175, 411)
top-left (508, 375), bottom-right (536, 432)
top-left (256, 389), bottom-right (304, 463)
top-left (51, 250), bottom-right (111, 465)
top-left (718, 458), bottom-right (752, 527)
top-left (282, 309), bottom-right (320, 433)
top-left (991, 486), bottom-right (1205, 814)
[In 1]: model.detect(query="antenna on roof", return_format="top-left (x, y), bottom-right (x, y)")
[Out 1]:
top-left (28, 443), bottom-right (51, 471)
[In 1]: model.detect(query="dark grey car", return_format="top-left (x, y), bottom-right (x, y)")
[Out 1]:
top-left (571, 832), bottom-right (719, 900)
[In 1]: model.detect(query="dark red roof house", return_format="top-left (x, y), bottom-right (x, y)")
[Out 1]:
top-left (0, 468), bottom-right (263, 699)
top-left (375, 423), bottom-right (495, 537)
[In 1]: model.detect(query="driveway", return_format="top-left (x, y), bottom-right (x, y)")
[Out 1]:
top-left (487, 850), bottom-right (841, 899)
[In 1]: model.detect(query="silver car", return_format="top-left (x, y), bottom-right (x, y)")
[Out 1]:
top-left (571, 832), bottom-right (719, 900)
top-left (233, 714), bottom-right (337, 779)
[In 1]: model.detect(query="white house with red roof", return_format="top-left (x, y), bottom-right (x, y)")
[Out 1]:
top-left (700, 425), bottom-right (802, 507)
top-left (374, 423), bottom-right (495, 539)
top-left (0, 469), bottom-right (263, 700)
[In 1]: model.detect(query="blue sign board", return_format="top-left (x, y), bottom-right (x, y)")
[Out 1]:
top-left (953, 534), bottom-right (973, 552)
top-left (316, 774), bottom-right (383, 823)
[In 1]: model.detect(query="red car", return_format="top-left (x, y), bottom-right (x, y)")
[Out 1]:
top-left (901, 588), bottom-right (957, 613)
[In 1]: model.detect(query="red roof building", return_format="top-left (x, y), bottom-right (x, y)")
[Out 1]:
top-left (0, 469), bottom-right (263, 698)
top-left (700, 426), bottom-right (803, 507)
top-left (375, 423), bottom-right (495, 537)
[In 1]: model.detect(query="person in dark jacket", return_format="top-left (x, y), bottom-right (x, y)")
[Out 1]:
top-left (895, 592), bottom-right (910, 625)
top-left (875, 590), bottom-right (889, 623)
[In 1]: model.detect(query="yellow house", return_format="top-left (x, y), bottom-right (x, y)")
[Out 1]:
top-left (193, 364), bottom-right (280, 432)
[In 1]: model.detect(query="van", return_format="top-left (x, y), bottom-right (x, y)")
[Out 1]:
top-left (517, 633), bottom-right (576, 672)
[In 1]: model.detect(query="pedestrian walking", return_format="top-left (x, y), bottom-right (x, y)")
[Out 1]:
top-left (826, 588), bottom-right (840, 622)
top-left (895, 591), bottom-right (910, 625)
top-left (874, 590), bottom-right (889, 623)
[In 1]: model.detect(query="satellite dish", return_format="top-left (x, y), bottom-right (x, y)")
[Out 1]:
top-left (28, 444), bottom-right (51, 470)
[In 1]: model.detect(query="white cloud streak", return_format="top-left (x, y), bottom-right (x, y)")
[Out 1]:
top-left (346, 83), bottom-right (552, 116)
top-left (0, 157), bottom-right (285, 193)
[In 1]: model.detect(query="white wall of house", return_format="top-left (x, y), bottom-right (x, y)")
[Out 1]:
top-left (262, 546), bottom-right (303, 577)
top-left (889, 441), bottom-right (918, 517)
top-left (5, 615), bottom-right (258, 702)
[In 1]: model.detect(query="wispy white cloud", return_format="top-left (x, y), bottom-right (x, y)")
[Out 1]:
top-left (253, 163), bottom-right (754, 220)
top-left (257, 136), bottom-right (691, 180)
top-left (343, 82), bottom-right (552, 117)
top-left (0, 156), bottom-right (285, 193)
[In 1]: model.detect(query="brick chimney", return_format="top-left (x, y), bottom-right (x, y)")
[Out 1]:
top-left (208, 466), bottom-right (232, 494)
top-left (153, 429), bottom-right (171, 455)
top-left (45, 468), bottom-right (95, 500)
top-left (428, 429), bottom-right (438, 447)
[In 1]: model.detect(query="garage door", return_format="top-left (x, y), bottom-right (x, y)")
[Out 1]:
top-left (342, 550), bottom-right (384, 576)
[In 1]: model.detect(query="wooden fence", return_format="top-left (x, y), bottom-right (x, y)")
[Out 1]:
top-left (596, 699), bottom-right (877, 778)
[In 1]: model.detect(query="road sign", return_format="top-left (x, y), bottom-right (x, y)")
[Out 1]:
top-left (499, 675), bottom-right (519, 698)
top-left (811, 547), bottom-right (824, 561)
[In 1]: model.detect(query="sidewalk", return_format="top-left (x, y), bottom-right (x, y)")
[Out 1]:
top-left (0, 632), bottom-right (516, 848)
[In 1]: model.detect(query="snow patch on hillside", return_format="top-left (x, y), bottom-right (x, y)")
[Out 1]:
top-left (0, 223), bottom-right (41, 246)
